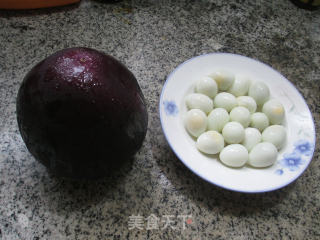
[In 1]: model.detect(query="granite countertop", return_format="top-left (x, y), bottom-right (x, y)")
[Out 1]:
top-left (0, 0), bottom-right (319, 239)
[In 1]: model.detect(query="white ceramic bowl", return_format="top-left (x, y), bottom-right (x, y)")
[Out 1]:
top-left (159, 53), bottom-right (315, 193)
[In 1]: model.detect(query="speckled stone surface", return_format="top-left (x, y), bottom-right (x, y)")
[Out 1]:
top-left (0, 0), bottom-right (319, 239)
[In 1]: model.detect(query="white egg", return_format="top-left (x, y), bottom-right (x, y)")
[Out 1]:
top-left (249, 142), bottom-right (278, 168)
top-left (241, 128), bottom-right (262, 151)
top-left (248, 81), bottom-right (270, 106)
top-left (219, 144), bottom-right (248, 167)
top-left (228, 75), bottom-right (251, 97)
top-left (196, 76), bottom-right (218, 98)
top-left (262, 125), bottom-right (286, 150)
top-left (222, 121), bottom-right (245, 144)
top-left (250, 112), bottom-right (269, 132)
top-left (230, 106), bottom-right (251, 128)
top-left (185, 109), bottom-right (207, 137)
top-left (207, 108), bottom-right (230, 132)
top-left (237, 96), bottom-right (257, 113)
top-left (213, 92), bottom-right (237, 112)
top-left (186, 93), bottom-right (213, 114)
top-left (209, 70), bottom-right (235, 91)
top-left (196, 131), bottom-right (225, 154)
top-left (262, 99), bottom-right (285, 125)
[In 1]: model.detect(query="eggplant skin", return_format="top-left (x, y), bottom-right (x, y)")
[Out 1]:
top-left (16, 47), bottom-right (148, 179)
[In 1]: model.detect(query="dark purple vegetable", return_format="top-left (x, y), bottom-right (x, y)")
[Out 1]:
top-left (17, 47), bottom-right (148, 179)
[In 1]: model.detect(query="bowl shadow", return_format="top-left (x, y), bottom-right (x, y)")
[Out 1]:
top-left (154, 139), bottom-right (294, 217)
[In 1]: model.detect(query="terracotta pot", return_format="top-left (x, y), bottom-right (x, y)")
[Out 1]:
top-left (0, 0), bottom-right (80, 9)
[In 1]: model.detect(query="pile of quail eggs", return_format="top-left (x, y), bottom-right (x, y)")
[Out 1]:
top-left (184, 70), bottom-right (286, 168)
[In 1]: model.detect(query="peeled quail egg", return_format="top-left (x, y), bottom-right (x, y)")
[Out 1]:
top-left (219, 144), bottom-right (248, 167)
top-left (213, 92), bottom-right (237, 112)
top-left (248, 81), bottom-right (270, 106)
top-left (196, 76), bottom-right (218, 98)
top-left (196, 131), bottom-right (224, 154)
top-left (229, 106), bottom-right (251, 128)
top-left (248, 142), bottom-right (278, 168)
top-left (228, 75), bottom-right (251, 97)
top-left (241, 128), bottom-right (262, 151)
top-left (222, 121), bottom-right (245, 144)
top-left (186, 93), bottom-right (213, 114)
top-left (237, 96), bottom-right (257, 113)
top-left (207, 108), bottom-right (230, 132)
top-left (250, 112), bottom-right (269, 132)
top-left (262, 99), bottom-right (285, 125)
top-left (185, 109), bottom-right (207, 137)
top-left (262, 125), bottom-right (286, 150)
top-left (209, 70), bottom-right (235, 91)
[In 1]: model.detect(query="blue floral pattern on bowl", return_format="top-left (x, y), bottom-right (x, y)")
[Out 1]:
top-left (293, 140), bottom-right (313, 156)
top-left (163, 100), bottom-right (178, 116)
top-left (275, 169), bottom-right (284, 176)
top-left (275, 140), bottom-right (314, 175)
top-left (280, 152), bottom-right (305, 171)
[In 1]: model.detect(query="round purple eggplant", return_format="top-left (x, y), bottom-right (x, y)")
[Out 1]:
top-left (16, 47), bottom-right (148, 179)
